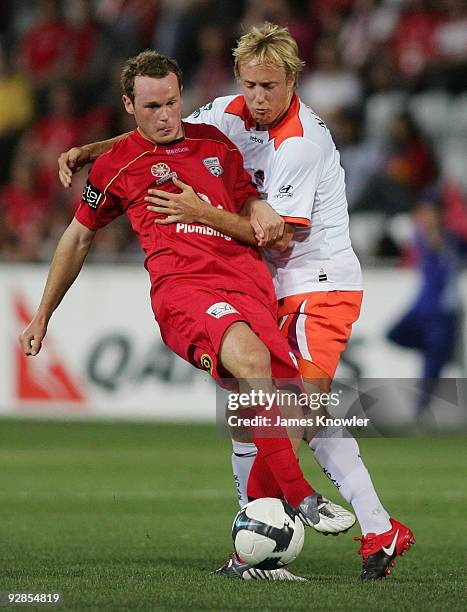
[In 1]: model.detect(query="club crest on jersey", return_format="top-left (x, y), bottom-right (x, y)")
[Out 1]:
top-left (206, 302), bottom-right (239, 319)
top-left (203, 157), bottom-right (223, 177)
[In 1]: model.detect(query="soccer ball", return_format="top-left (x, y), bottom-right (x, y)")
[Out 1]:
top-left (232, 498), bottom-right (305, 570)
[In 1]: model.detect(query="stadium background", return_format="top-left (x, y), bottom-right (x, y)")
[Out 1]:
top-left (0, 1), bottom-right (466, 610)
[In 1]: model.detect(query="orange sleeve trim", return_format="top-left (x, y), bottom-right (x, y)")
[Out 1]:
top-left (281, 216), bottom-right (310, 227)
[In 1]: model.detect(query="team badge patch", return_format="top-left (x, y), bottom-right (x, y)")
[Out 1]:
top-left (82, 180), bottom-right (103, 209)
top-left (200, 353), bottom-right (214, 374)
top-left (206, 302), bottom-right (239, 319)
top-left (203, 157), bottom-right (223, 177)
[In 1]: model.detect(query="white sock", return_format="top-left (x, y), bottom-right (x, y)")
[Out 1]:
top-left (231, 440), bottom-right (257, 508)
top-left (310, 427), bottom-right (391, 535)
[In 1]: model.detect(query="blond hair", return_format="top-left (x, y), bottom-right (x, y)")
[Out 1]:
top-left (233, 22), bottom-right (305, 84)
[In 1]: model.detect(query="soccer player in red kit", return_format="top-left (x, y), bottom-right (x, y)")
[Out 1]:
top-left (19, 51), bottom-right (354, 579)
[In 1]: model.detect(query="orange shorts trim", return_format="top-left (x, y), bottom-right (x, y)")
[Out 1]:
top-left (278, 290), bottom-right (363, 380)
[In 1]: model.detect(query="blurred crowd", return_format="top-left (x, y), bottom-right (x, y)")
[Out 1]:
top-left (0, 0), bottom-right (467, 264)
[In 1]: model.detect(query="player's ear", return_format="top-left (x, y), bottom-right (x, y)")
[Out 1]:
top-left (122, 95), bottom-right (135, 115)
top-left (287, 71), bottom-right (296, 90)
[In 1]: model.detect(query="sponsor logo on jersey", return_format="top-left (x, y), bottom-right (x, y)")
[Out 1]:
top-left (206, 302), bottom-right (239, 319)
top-left (200, 353), bottom-right (214, 374)
top-left (82, 180), bottom-right (103, 209)
top-left (203, 156), bottom-right (223, 177)
top-left (165, 146), bottom-right (189, 155)
top-left (250, 134), bottom-right (264, 144)
top-left (274, 184), bottom-right (294, 199)
top-left (254, 169), bottom-right (265, 189)
top-left (151, 162), bottom-right (178, 185)
top-left (151, 162), bottom-right (170, 177)
top-left (176, 223), bottom-right (232, 241)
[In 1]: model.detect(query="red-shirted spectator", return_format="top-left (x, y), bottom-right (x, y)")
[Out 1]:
top-left (97, 0), bottom-right (160, 53)
top-left (433, 0), bottom-right (467, 64)
top-left (391, 0), bottom-right (442, 79)
top-left (353, 111), bottom-right (438, 216)
top-left (66, 0), bottom-right (110, 82)
top-left (185, 24), bottom-right (233, 112)
top-left (20, 81), bottom-right (82, 199)
top-left (18, 0), bottom-right (72, 86)
top-left (0, 157), bottom-right (48, 229)
top-left (429, 0), bottom-right (467, 92)
top-left (442, 181), bottom-right (467, 248)
top-left (385, 111), bottom-right (438, 192)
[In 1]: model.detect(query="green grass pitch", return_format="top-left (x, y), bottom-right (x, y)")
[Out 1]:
top-left (0, 419), bottom-right (465, 611)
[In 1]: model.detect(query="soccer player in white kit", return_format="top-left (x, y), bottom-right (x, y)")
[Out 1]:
top-left (57, 23), bottom-right (414, 581)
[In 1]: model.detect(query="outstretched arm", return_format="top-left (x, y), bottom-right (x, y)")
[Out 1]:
top-left (19, 218), bottom-right (96, 356)
top-left (58, 133), bottom-right (130, 188)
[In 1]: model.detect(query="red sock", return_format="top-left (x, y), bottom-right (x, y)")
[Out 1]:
top-left (247, 453), bottom-right (282, 500)
top-left (253, 435), bottom-right (313, 506)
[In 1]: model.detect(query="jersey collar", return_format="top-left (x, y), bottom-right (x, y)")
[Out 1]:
top-left (268, 94), bottom-right (303, 150)
top-left (132, 127), bottom-right (187, 151)
top-left (225, 94), bottom-right (303, 149)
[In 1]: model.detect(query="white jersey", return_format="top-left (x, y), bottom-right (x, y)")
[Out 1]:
top-left (186, 94), bottom-right (362, 299)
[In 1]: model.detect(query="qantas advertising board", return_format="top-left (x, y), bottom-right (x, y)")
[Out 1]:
top-left (0, 264), bottom-right (465, 420)
top-left (0, 264), bottom-right (216, 419)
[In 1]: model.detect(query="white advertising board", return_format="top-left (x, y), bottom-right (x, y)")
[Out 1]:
top-left (0, 264), bottom-right (465, 420)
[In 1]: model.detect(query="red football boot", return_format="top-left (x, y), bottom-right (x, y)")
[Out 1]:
top-left (354, 518), bottom-right (415, 580)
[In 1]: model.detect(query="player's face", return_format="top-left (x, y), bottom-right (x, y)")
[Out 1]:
top-left (123, 73), bottom-right (184, 144)
top-left (237, 60), bottom-right (295, 129)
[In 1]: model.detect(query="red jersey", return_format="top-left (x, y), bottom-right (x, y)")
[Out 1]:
top-left (75, 122), bottom-right (276, 310)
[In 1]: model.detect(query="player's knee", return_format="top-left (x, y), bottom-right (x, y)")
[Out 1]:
top-left (233, 344), bottom-right (271, 379)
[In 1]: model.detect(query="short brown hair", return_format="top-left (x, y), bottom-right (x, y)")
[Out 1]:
top-left (233, 22), bottom-right (305, 85)
top-left (121, 50), bottom-right (183, 102)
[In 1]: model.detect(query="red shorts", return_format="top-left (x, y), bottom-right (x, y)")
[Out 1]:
top-left (152, 284), bottom-right (300, 388)
top-left (278, 290), bottom-right (363, 380)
